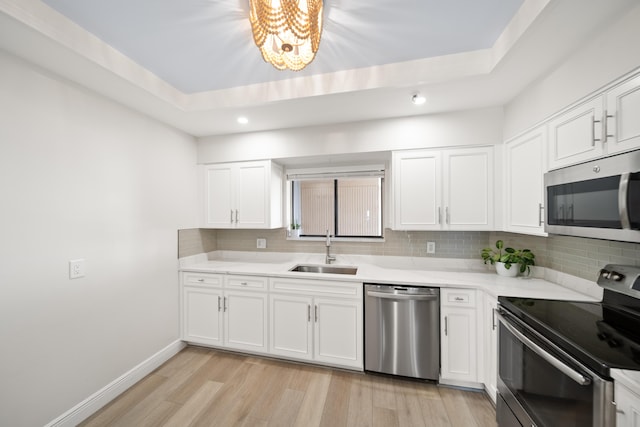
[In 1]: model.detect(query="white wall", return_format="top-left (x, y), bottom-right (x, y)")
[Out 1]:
top-left (504, 3), bottom-right (640, 139)
top-left (0, 51), bottom-right (198, 427)
top-left (197, 107), bottom-right (504, 164)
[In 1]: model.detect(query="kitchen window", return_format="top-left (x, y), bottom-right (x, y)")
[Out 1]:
top-left (287, 167), bottom-right (384, 239)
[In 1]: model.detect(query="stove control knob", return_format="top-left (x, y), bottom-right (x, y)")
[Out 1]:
top-left (600, 269), bottom-right (611, 279)
top-left (611, 272), bottom-right (625, 281)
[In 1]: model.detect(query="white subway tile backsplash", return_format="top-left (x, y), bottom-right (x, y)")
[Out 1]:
top-left (178, 228), bottom-right (640, 282)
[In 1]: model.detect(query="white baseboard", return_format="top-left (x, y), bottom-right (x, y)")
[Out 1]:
top-left (45, 340), bottom-right (186, 427)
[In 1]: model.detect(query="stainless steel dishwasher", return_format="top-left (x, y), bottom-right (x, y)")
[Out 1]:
top-left (364, 284), bottom-right (440, 380)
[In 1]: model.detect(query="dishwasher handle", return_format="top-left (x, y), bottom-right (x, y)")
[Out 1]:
top-left (367, 290), bottom-right (439, 301)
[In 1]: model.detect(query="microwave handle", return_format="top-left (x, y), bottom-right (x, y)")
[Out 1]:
top-left (620, 173), bottom-right (631, 230)
top-left (496, 311), bottom-right (591, 386)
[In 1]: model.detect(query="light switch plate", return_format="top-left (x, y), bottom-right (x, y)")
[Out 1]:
top-left (256, 238), bottom-right (267, 249)
top-left (427, 242), bottom-right (436, 254)
top-left (69, 259), bottom-right (85, 279)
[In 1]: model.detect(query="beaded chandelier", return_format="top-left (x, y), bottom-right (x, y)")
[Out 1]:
top-left (249, 0), bottom-right (323, 71)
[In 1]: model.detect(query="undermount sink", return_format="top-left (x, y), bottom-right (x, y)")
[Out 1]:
top-left (289, 264), bottom-right (358, 275)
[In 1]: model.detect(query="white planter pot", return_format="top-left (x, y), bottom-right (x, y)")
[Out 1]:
top-left (496, 262), bottom-right (518, 277)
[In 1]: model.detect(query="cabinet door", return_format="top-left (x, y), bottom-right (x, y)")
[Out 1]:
top-left (224, 290), bottom-right (268, 354)
top-left (606, 74), bottom-right (640, 155)
top-left (183, 286), bottom-right (223, 346)
top-left (236, 162), bottom-right (269, 228)
top-left (204, 165), bottom-right (234, 228)
top-left (441, 306), bottom-right (477, 383)
top-left (548, 97), bottom-right (605, 169)
top-left (270, 294), bottom-right (313, 361)
top-left (484, 295), bottom-right (498, 404)
top-left (616, 383), bottom-right (640, 427)
top-left (313, 297), bottom-right (363, 368)
top-left (392, 150), bottom-right (441, 230)
top-left (505, 126), bottom-right (547, 235)
top-left (442, 147), bottom-right (493, 230)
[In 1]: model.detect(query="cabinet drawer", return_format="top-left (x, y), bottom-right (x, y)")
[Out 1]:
top-left (226, 275), bottom-right (268, 290)
top-left (441, 288), bottom-right (476, 307)
top-left (270, 277), bottom-right (362, 298)
top-left (182, 272), bottom-right (224, 287)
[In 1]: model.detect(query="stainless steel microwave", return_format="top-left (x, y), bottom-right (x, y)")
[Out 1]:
top-left (544, 149), bottom-right (640, 242)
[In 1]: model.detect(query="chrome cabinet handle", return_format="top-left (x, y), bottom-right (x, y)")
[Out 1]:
top-left (223, 297), bottom-right (227, 312)
top-left (235, 209), bottom-right (239, 223)
top-left (308, 305), bottom-right (311, 322)
top-left (438, 207), bottom-right (442, 224)
top-left (496, 311), bottom-right (591, 386)
top-left (240, 282), bottom-right (248, 286)
top-left (538, 203), bottom-right (544, 227)
top-left (492, 308), bottom-right (497, 331)
top-left (444, 316), bottom-right (448, 336)
top-left (446, 207), bottom-right (450, 224)
top-left (592, 117), bottom-right (601, 146)
top-left (230, 209), bottom-right (233, 223)
top-left (603, 111), bottom-right (614, 141)
top-left (315, 305), bottom-right (318, 322)
top-left (197, 278), bottom-right (204, 282)
top-left (217, 296), bottom-right (221, 312)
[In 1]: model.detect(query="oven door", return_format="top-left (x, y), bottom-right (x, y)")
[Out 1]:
top-left (496, 308), bottom-right (615, 427)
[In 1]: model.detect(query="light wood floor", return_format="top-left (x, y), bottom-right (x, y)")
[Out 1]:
top-left (80, 346), bottom-right (497, 427)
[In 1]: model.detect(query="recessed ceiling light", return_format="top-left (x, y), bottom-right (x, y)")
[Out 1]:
top-left (411, 93), bottom-right (426, 105)
top-left (237, 116), bottom-right (249, 124)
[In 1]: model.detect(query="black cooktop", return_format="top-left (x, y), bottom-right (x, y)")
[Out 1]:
top-left (499, 291), bottom-right (640, 378)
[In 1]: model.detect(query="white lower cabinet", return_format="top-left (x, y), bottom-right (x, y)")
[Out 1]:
top-left (270, 293), bottom-right (313, 360)
top-left (224, 289), bottom-right (268, 353)
top-left (181, 273), bottom-right (268, 355)
top-left (613, 370), bottom-right (640, 427)
top-left (181, 272), bottom-right (363, 370)
top-left (616, 382), bottom-right (640, 427)
top-left (314, 297), bottom-right (361, 367)
top-left (483, 294), bottom-right (498, 403)
top-left (183, 285), bottom-right (224, 346)
top-left (270, 277), bottom-right (363, 369)
top-left (440, 288), bottom-right (482, 387)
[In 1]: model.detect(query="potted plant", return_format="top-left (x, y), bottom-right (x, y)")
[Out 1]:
top-left (481, 240), bottom-right (536, 277)
top-left (290, 221), bottom-right (301, 238)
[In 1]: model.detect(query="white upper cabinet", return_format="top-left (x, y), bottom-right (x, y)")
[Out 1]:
top-left (393, 150), bottom-right (441, 230)
top-left (202, 160), bottom-right (283, 229)
top-left (442, 147), bottom-right (493, 230)
top-left (504, 126), bottom-right (547, 236)
top-left (547, 72), bottom-right (640, 170)
top-left (392, 147), bottom-right (493, 231)
top-left (605, 74), bottom-right (640, 155)
top-left (548, 97), bottom-right (605, 170)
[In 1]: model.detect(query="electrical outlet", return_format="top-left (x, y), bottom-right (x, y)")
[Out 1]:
top-left (256, 238), bottom-right (267, 249)
top-left (427, 242), bottom-right (436, 254)
top-left (69, 259), bottom-right (85, 279)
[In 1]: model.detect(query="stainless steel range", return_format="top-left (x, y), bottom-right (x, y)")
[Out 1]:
top-left (497, 264), bottom-right (640, 427)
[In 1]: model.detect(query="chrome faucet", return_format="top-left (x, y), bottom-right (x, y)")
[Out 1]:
top-left (325, 229), bottom-right (336, 264)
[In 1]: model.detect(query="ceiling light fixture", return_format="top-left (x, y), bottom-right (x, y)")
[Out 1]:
top-left (237, 117), bottom-right (249, 124)
top-left (411, 93), bottom-right (426, 105)
top-left (249, 0), bottom-right (324, 71)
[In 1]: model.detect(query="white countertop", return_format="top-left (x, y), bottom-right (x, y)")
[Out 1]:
top-left (180, 251), bottom-right (603, 302)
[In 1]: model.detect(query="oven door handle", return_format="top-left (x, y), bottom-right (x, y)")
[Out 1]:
top-left (496, 310), bottom-right (592, 386)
